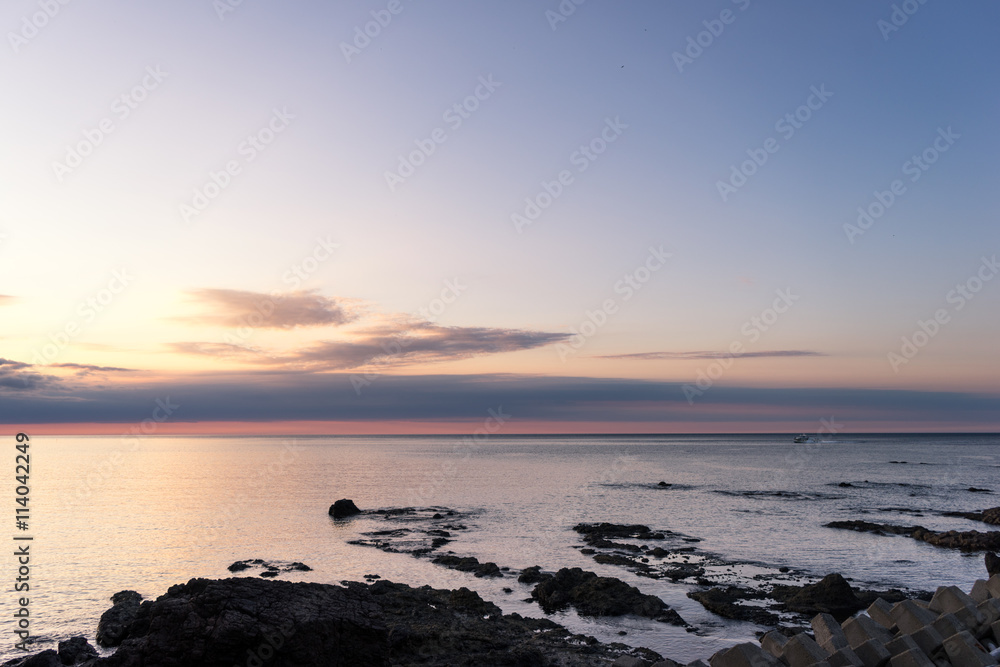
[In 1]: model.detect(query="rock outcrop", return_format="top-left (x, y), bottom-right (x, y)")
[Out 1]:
top-left (328, 498), bottom-right (361, 518)
top-left (827, 519), bottom-right (1000, 551)
top-left (529, 567), bottom-right (688, 627)
top-left (6, 577), bottom-right (668, 666)
top-left (95, 590), bottom-right (143, 647)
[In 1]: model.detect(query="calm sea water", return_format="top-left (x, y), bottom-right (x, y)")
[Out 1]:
top-left (5, 434), bottom-right (998, 663)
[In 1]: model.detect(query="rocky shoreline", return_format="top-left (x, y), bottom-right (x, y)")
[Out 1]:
top-left (7, 498), bottom-right (1000, 666)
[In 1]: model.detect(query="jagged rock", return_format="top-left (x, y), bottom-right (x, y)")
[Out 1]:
top-left (687, 587), bottom-right (780, 626)
top-left (15, 577), bottom-right (665, 666)
top-left (430, 554), bottom-right (503, 577)
top-left (986, 552), bottom-right (1000, 577)
top-left (57, 637), bottom-right (98, 664)
top-left (95, 589), bottom-right (143, 647)
top-left (826, 519), bottom-right (1000, 552)
top-left (328, 498), bottom-right (361, 518)
top-left (227, 559), bottom-right (312, 577)
top-left (773, 573), bottom-right (861, 620)
top-left (531, 567), bottom-right (687, 626)
top-left (0, 650), bottom-right (63, 667)
top-left (518, 565), bottom-right (547, 584)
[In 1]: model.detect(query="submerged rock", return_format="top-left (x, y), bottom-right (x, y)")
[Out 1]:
top-left (687, 587), bottom-right (780, 626)
top-left (826, 519), bottom-right (1000, 551)
top-left (227, 559), bottom-right (312, 577)
top-left (942, 506), bottom-right (1000, 525)
top-left (430, 554), bottom-right (503, 578)
top-left (328, 498), bottom-right (361, 518)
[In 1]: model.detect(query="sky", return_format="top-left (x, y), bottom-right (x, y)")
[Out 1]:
top-left (1, 0), bottom-right (998, 434)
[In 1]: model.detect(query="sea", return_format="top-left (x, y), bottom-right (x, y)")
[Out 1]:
top-left (4, 433), bottom-right (998, 663)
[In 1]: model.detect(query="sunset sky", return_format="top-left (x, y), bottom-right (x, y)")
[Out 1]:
top-left (2, 1), bottom-right (998, 433)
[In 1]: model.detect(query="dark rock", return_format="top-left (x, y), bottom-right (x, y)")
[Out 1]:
top-left (826, 519), bottom-right (1000, 552)
top-left (968, 487), bottom-right (992, 493)
top-left (1, 650), bottom-right (63, 667)
top-left (772, 573), bottom-right (860, 620)
top-left (987, 552), bottom-right (1000, 577)
top-left (531, 567), bottom-right (686, 626)
top-left (328, 498), bottom-right (361, 518)
top-left (431, 554), bottom-right (503, 577)
top-left (96, 589), bottom-right (143, 647)
top-left (228, 559), bottom-right (312, 577)
top-left (72, 577), bottom-right (663, 666)
top-left (778, 567), bottom-right (790, 573)
top-left (943, 506), bottom-right (1000, 526)
top-left (518, 566), bottom-right (547, 584)
top-left (687, 587), bottom-right (780, 626)
top-left (57, 637), bottom-right (98, 665)
top-left (657, 481), bottom-right (670, 487)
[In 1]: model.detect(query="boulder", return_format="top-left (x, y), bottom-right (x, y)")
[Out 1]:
top-left (328, 498), bottom-right (361, 518)
top-left (95, 589), bottom-right (143, 647)
top-left (0, 650), bottom-right (63, 667)
top-left (57, 637), bottom-right (98, 664)
top-left (777, 573), bottom-right (862, 620)
top-left (986, 552), bottom-right (1000, 577)
top-left (531, 567), bottom-right (686, 625)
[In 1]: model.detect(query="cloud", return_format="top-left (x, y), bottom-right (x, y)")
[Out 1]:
top-left (170, 342), bottom-right (265, 359)
top-left (0, 359), bottom-right (136, 391)
top-left (179, 289), bottom-right (358, 329)
top-left (599, 350), bottom-right (826, 361)
top-left (0, 295), bottom-right (15, 305)
top-left (49, 363), bottom-right (137, 375)
top-left (0, 358), bottom-right (57, 391)
top-left (175, 321), bottom-right (570, 370)
top-left (1, 370), bottom-right (999, 428)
